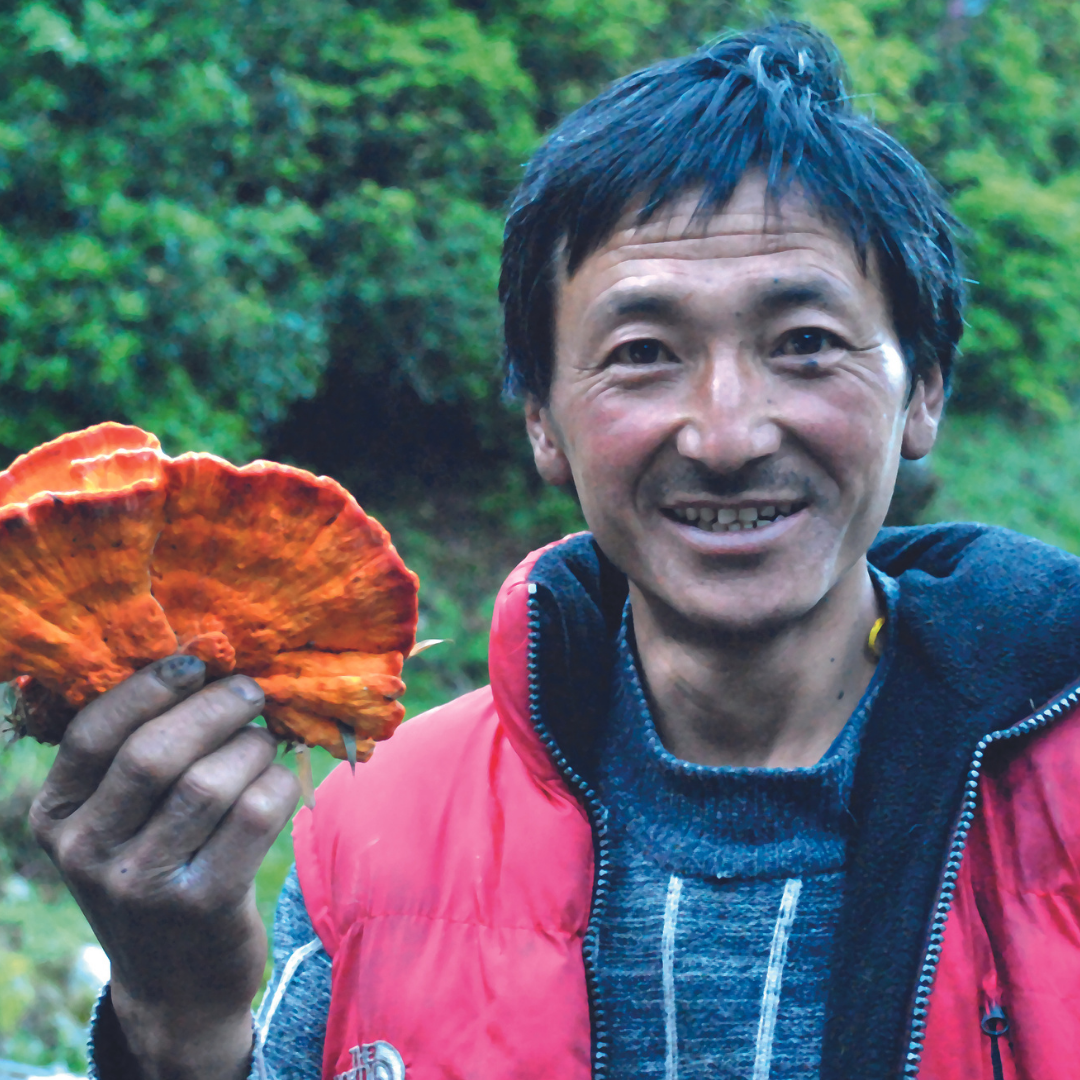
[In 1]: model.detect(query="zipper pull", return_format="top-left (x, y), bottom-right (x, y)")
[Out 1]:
top-left (980, 1004), bottom-right (1009, 1080)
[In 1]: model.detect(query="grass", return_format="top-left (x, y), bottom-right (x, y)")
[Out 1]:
top-left (0, 741), bottom-right (103, 1070)
top-left (923, 412), bottom-right (1080, 554)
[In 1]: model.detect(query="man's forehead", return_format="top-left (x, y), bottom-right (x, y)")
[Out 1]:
top-left (553, 173), bottom-right (880, 310)
top-left (559, 174), bottom-right (860, 274)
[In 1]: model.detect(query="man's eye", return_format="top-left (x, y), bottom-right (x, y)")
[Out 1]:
top-left (779, 329), bottom-right (843, 356)
top-left (612, 339), bottom-right (670, 365)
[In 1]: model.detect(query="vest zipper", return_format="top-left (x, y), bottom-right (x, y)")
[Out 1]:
top-left (527, 589), bottom-right (613, 1080)
top-left (902, 682), bottom-right (1080, 1077)
top-left (980, 1005), bottom-right (1009, 1080)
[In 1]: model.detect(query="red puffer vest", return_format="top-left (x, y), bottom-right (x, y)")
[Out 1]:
top-left (293, 538), bottom-right (1080, 1080)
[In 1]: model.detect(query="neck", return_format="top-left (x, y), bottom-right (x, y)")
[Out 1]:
top-left (628, 558), bottom-right (881, 769)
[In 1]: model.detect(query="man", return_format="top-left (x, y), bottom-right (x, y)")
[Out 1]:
top-left (28, 21), bottom-right (1080, 1080)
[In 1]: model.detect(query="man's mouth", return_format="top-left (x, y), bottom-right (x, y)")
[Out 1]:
top-left (662, 501), bottom-right (808, 534)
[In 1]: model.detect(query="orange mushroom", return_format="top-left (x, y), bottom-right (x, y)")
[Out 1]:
top-left (151, 453), bottom-right (418, 759)
top-left (0, 422), bottom-right (162, 506)
top-left (0, 423), bottom-right (177, 738)
top-left (0, 425), bottom-right (419, 761)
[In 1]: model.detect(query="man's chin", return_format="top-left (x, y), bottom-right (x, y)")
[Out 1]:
top-left (629, 575), bottom-right (832, 644)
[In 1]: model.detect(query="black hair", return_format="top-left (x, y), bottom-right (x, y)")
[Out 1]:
top-left (500, 21), bottom-right (963, 402)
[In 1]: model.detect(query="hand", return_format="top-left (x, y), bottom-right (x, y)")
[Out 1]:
top-left (29, 655), bottom-right (301, 1080)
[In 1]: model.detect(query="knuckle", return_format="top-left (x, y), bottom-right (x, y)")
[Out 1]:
top-left (172, 762), bottom-right (228, 816)
top-left (233, 783), bottom-right (286, 835)
top-left (27, 797), bottom-right (55, 849)
top-left (54, 827), bottom-right (93, 877)
top-left (115, 738), bottom-right (174, 791)
top-left (176, 874), bottom-right (220, 918)
top-left (60, 722), bottom-right (108, 768)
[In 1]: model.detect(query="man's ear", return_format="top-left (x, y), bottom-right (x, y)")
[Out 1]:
top-left (524, 395), bottom-right (574, 486)
top-left (901, 364), bottom-right (945, 460)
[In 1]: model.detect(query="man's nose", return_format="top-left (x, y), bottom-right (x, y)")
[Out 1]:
top-left (673, 354), bottom-right (783, 471)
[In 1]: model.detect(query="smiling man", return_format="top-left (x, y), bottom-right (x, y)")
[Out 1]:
top-left (36, 20), bottom-right (1080, 1080)
top-left (525, 179), bottom-right (940, 772)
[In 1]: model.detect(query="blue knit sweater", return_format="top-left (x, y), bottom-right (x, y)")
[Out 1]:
top-left (592, 596), bottom-right (888, 1078)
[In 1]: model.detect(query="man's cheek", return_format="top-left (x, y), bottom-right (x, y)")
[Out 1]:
top-left (573, 425), bottom-right (647, 489)
top-left (800, 404), bottom-right (893, 491)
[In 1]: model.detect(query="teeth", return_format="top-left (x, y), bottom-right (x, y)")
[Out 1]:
top-left (671, 501), bottom-right (801, 531)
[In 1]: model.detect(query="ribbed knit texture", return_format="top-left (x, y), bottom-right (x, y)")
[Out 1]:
top-left (253, 867), bottom-right (329, 1079)
top-left (594, 592), bottom-right (891, 1079)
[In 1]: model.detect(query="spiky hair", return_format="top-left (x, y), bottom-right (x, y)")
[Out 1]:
top-left (500, 21), bottom-right (963, 401)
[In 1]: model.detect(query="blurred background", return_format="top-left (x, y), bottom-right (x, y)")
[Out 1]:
top-left (2, 0), bottom-right (1080, 1070)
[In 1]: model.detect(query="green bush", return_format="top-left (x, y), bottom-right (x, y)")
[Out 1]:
top-left (925, 413), bottom-right (1080, 553)
top-left (7, 0), bottom-right (1080, 475)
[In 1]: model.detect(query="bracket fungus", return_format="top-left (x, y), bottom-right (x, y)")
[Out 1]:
top-left (0, 423), bottom-right (419, 763)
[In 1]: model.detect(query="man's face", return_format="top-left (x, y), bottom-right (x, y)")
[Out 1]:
top-left (526, 174), bottom-right (944, 636)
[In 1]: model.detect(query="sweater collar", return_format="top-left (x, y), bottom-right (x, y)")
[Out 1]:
top-left (595, 578), bottom-right (893, 882)
top-left (490, 522), bottom-right (1080, 791)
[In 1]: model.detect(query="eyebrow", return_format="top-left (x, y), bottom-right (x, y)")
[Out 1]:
top-left (598, 291), bottom-right (685, 324)
top-left (749, 278), bottom-right (849, 317)
top-left (593, 276), bottom-right (852, 332)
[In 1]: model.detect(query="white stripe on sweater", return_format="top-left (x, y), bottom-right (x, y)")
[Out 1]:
top-left (751, 877), bottom-right (803, 1080)
top-left (662, 874), bottom-right (683, 1080)
top-left (256, 937), bottom-right (324, 1047)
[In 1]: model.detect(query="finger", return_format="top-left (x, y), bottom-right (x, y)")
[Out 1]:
top-left (120, 724), bottom-right (279, 869)
top-left (178, 764), bottom-right (300, 911)
top-left (67, 676), bottom-right (266, 853)
top-left (32, 656), bottom-right (207, 836)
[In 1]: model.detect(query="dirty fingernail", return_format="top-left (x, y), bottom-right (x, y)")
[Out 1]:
top-left (156, 654), bottom-right (206, 689)
top-left (229, 677), bottom-right (264, 704)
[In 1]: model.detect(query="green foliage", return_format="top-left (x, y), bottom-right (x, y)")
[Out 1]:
top-left (1, 0), bottom-right (328, 460)
top-left (925, 413), bottom-right (1080, 553)
top-left (0, 740), bottom-right (99, 1071)
top-left (804, 0), bottom-right (1080, 419)
top-left (3, 0), bottom-right (1080, 472)
top-left (0, 0), bottom-right (533, 461)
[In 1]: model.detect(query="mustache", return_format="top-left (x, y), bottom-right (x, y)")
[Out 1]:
top-left (642, 459), bottom-right (821, 503)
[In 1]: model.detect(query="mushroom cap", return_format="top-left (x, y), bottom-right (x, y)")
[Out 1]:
top-left (149, 452), bottom-right (417, 759)
top-left (0, 425), bottom-right (177, 714)
top-left (0, 422), bottom-right (162, 506)
top-left (152, 454), bottom-right (418, 673)
top-left (258, 651), bottom-right (405, 759)
top-left (0, 428), bottom-right (419, 759)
